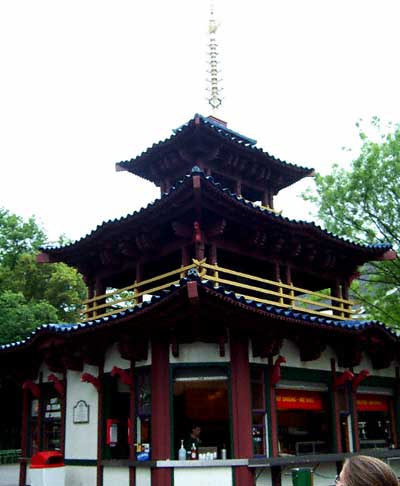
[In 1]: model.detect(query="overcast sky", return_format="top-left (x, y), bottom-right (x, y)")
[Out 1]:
top-left (1, 0), bottom-right (399, 242)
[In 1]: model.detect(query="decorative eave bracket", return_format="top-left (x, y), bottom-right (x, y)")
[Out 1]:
top-left (22, 380), bottom-right (41, 398)
top-left (111, 366), bottom-right (133, 387)
top-left (270, 355), bottom-right (286, 387)
top-left (81, 373), bottom-right (100, 392)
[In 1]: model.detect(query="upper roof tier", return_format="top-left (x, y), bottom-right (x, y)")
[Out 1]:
top-left (39, 168), bottom-right (394, 288)
top-left (116, 114), bottom-right (315, 198)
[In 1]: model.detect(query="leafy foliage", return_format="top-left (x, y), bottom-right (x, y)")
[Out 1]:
top-left (303, 119), bottom-right (400, 327)
top-left (0, 209), bottom-right (46, 268)
top-left (0, 209), bottom-right (86, 344)
top-left (0, 291), bottom-right (58, 344)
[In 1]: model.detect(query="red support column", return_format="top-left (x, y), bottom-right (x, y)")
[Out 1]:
top-left (19, 389), bottom-right (29, 486)
top-left (269, 381), bottom-right (278, 457)
top-left (230, 333), bottom-right (254, 486)
top-left (61, 372), bottom-right (66, 456)
top-left (96, 363), bottom-right (104, 486)
top-left (350, 388), bottom-right (360, 451)
top-left (36, 377), bottom-right (42, 453)
top-left (151, 337), bottom-right (171, 486)
top-left (129, 361), bottom-right (136, 486)
top-left (331, 359), bottom-right (342, 453)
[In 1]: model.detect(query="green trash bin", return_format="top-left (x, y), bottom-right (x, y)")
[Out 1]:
top-left (292, 467), bottom-right (313, 486)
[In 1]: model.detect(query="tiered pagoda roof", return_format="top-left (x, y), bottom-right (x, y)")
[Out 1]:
top-left (39, 168), bottom-right (393, 287)
top-left (116, 114), bottom-right (315, 194)
top-left (1, 274), bottom-right (398, 370)
top-left (1, 116), bottom-right (397, 376)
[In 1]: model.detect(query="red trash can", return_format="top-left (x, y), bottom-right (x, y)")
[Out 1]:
top-left (29, 451), bottom-right (65, 486)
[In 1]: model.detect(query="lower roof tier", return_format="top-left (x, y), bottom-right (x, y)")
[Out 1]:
top-left (1, 274), bottom-right (398, 375)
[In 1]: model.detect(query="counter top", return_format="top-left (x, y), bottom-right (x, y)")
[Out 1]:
top-left (156, 459), bottom-right (248, 468)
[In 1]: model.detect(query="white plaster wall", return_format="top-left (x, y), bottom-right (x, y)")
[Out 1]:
top-left (136, 467), bottom-right (152, 486)
top-left (280, 340), bottom-right (336, 371)
top-left (36, 363), bottom-right (64, 383)
top-left (353, 355), bottom-right (398, 378)
top-left (103, 343), bottom-right (130, 373)
top-left (170, 341), bottom-right (230, 363)
top-left (65, 365), bottom-right (99, 459)
top-left (64, 465), bottom-right (96, 486)
top-left (249, 339), bottom-right (337, 371)
top-left (103, 341), bottom-right (151, 371)
top-left (250, 338), bottom-right (398, 378)
top-left (103, 466), bottom-right (129, 486)
top-left (173, 467), bottom-right (232, 486)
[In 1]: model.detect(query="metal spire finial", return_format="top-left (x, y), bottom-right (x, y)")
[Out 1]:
top-left (207, 2), bottom-right (223, 113)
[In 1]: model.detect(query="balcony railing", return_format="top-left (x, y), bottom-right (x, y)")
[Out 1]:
top-left (81, 259), bottom-right (355, 322)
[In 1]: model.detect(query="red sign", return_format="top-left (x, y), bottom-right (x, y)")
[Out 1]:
top-left (276, 389), bottom-right (324, 411)
top-left (356, 394), bottom-right (389, 412)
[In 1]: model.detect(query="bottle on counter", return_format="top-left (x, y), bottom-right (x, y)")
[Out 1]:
top-left (190, 442), bottom-right (198, 460)
top-left (221, 444), bottom-right (227, 460)
top-left (178, 440), bottom-right (186, 460)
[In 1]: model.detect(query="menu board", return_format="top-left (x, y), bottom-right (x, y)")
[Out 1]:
top-left (45, 397), bottom-right (62, 419)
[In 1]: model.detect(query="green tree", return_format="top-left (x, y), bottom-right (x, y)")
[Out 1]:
top-left (0, 291), bottom-right (59, 344)
top-left (303, 119), bottom-right (400, 328)
top-left (0, 208), bottom-right (86, 344)
top-left (0, 208), bottom-right (46, 268)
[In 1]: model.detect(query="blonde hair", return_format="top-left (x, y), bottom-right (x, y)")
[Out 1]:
top-left (342, 455), bottom-right (399, 486)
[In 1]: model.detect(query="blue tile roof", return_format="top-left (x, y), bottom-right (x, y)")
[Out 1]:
top-left (117, 114), bottom-right (314, 178)
top-left (201, 278), bottom-right (395, 334)
top-left (0, 276), bottom-right (397, 352)
top-left (41, 167), bottom-right (391, 254)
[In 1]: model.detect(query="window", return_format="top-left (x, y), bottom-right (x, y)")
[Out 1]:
top-left (28, 384), bottom-right (62, 455)
top-left (28, 398), bottom-right (39, 456)
top-left (103, 367), bottom-right (151, 460)
top-left (357, 393), bottom-right (395, 449)
top-left (103, 375), bottom-right (130, 459)
top-left (136, 368), bottom-right (151, 451)
top-left (251, 367), bottom-right (267, 456)
top-left (43, 395), bottom-right (62, 450)
top-left (173, 366), bottom-right (230, 459)
top-left (276, 387), bottom-right (332, 455)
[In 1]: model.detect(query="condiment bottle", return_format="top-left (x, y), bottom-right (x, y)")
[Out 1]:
top-left (190, 442), bottom-right (198, 460)
top-left (221, 445), bottom-right (227, 460)
top-left (178, 440), bottom-right (186, 460)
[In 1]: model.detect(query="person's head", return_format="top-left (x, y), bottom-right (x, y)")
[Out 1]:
top-left (336, 455), bottom-right (398, 486)
top-left (191, 425), bottom-right (201, 438)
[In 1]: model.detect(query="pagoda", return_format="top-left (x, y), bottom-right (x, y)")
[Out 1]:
top-left (1, 113), bottom-right (399, 486)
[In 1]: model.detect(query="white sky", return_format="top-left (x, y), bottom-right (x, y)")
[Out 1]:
top-left (1, 0), bottom-right (399, 243)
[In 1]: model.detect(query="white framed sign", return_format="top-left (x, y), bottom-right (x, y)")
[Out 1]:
top-left (73, 400), bottom-right (90, 424)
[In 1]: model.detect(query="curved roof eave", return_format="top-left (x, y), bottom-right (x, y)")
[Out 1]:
top-left (116, 114), bottom-right (314, 183)
top-left (40, 168), bottom-right (392, 260)
top-left (1, 277), bottom-right (398, 355)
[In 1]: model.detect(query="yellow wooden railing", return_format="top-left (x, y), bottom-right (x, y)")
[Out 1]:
top-left (195, 260), bottom-right (355, 320)
top-left (81, 259), bottom-right (355, 322)
top-left (81, 262), bottom-right (197, 322)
